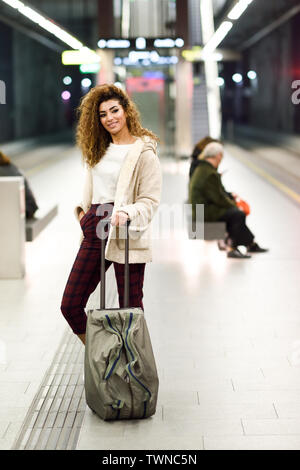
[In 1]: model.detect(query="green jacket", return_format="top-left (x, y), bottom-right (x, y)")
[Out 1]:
top-left (189, 160), bottom-right (236, 222)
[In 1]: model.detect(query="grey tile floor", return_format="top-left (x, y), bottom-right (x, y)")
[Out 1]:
top-left (77, 150), bottom-right (300, 450)
top-left (1, 143), bottom-right (300, 450)
top-left (12, 328), bottom-right (86, 450)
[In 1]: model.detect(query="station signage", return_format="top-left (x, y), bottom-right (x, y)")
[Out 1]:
top-left (97, 37), bottom-right (184, 50)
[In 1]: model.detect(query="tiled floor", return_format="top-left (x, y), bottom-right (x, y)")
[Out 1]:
top-left (76, 147), bottom-right (300, 450)
top-left (1, 141), bottom-right (300, 450)
top-left (12, 329), bottom-right (86, 450)
top-left (0, 147), bottom-right (84, 449)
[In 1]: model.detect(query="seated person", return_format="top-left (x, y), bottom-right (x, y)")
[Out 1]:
top-left (0, 151), bottom-right (39, 219)
top-left (189, 136), bottom-right (220, 179)
top-left (188, 142), bottom-right (268, 259)
top-left (190, 136), bottom-right (237, 205)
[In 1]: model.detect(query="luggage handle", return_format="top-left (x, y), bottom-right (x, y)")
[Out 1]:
top-left (100, 218), bottom-right (130, 310)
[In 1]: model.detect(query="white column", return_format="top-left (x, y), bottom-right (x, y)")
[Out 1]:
top-left (96, 50), bottom-right (114, 85)
top-left (122, 0), bottom-right (130, 37)
top-left (175, 58), bottom-right (193, 157)
top-left (200, 0), bottom-right (222, 139)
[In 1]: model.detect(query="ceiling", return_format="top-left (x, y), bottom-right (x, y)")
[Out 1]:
top-left (218, 0), bottom-right (300, 50)
top-left (213, 0), bottom-right (230, 17)
top-left (1, 0), bottom-right (299, 53)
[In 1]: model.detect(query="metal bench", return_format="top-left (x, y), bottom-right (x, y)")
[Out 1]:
top-left (202, 222), bottom-right (226, 240)
top-left (188, 221), bottom-right (226, 240)
top-left (26, 205), bottom-right (58, 241)
top-left (186, 211), bottom-right (226, 240)
top-left (0, 177), bottom-right (58, 278)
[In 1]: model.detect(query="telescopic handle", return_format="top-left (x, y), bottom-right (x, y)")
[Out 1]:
top-left (100, 219), bottom-right (130, 309)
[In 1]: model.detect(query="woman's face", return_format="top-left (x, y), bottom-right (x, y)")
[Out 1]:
top-left (99, 99), bottom-right (128, 136)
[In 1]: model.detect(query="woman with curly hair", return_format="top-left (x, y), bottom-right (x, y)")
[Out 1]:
top-left (60, 84), bottom-right (162, 345)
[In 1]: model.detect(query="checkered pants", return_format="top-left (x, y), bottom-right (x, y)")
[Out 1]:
top-left (61, 204), bottom-right (146, 335)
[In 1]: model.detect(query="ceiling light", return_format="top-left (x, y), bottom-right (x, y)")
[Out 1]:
top-left (232, 73), bottom-right (243, 83)
top-left (1, 0), bottom-right (23, 8)
top-left (81, 78), bottom-right (92, 88)
top-left (202, 21), bottom-right (233, 58)
top-left (136, 37), bottom-right (146, 49)
top-left (98, 40), bottom-right (106, 48)
top-left (61, 91), bottom-right (71, 101)
top-left (228, 0), bottom-right (253, 21)
top-left (213, 52), bottom-right (223, 61)
top-left (63, 76), bottom-right (72, 85)
top-left (175, 38), bottom-right (184, 48)
top-left (247, 70), bottom-right (257, 80)
top-left (1, 0), bottom-right (84, 49)
top-left (216, 77), bottom-right (225, 86)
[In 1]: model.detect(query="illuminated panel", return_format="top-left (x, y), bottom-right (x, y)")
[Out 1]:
top-left (62, 48), bottom-right (100, 65)
top-left (79, 63), bottom-right (101, 74)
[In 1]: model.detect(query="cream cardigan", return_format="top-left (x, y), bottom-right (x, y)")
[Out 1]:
top-left (75, 136), bottom-right (162, 264)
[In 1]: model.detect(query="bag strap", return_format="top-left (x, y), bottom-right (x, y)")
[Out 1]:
top-left (100, 219), bottom-right (130, 309)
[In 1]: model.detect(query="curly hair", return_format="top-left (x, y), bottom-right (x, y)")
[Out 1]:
top-left (76, 84), bottom-right (159, 167)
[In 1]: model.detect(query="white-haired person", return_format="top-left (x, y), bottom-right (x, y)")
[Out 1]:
top-left (189, 142), bottom-right (268, 259)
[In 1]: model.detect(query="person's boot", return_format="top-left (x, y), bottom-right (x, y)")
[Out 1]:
top-left (227, 247), bottom-right (251, 259)
top-left (217, 239), bottom-right (227, 251)
top-left (218, 236), bottom-right (231, 251)
top-left (247, 242), bottom-right (268, 253)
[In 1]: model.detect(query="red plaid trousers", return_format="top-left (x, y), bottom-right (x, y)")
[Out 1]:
top-left (61, 203), bottom-right (146, 335)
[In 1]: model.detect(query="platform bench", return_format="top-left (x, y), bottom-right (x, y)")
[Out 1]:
top-left (188, 219), bottom-right (227, 241)
top-left (26, 205), bottom-right (58, 241)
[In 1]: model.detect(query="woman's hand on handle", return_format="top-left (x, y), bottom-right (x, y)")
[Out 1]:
top-left (111, 211), bottom-right (129, 227)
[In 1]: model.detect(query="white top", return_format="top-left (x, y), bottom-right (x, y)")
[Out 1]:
top-left (91, 142), bottom-right (134, 204)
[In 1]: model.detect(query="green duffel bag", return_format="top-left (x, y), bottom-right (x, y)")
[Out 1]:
top-left (84, 221), bottom-right (159, 420)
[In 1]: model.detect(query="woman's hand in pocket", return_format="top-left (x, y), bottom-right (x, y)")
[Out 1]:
top-left (79, 210), bottom-right (86, 222)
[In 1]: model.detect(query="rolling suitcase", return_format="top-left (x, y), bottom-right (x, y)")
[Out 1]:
top-left (84, 219), bottom-right (159, 420)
